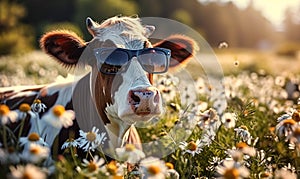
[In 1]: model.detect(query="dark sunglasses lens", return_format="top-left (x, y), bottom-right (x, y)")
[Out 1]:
top-left (139, 49), bottom-right (167, 73)
top-left (96, 49), bottom-right (129, 74)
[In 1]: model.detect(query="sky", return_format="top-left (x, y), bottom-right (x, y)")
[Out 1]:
top-left (200, 0), bottom-right (300, 28)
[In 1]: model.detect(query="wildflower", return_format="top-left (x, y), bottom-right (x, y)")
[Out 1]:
top-left (225, 149), bottom-right (244, 162)
top-left (31, 99), bottom-right (47, 113)
top-left (8, 164), bottom-right (46, 179)
top-left (207, 157), bottom-right (223, 171)
top-left (165, 162), bottom-right (179, 179)
top-left (61, 138), bottom-right (80, 150)
top-left (76, 126), bottom-right (107, 152)
top-left (259, 171), bottom-right (272, 179)
top-left (179, 139), bottom-right (202, 156)
top-left (0, 104), bottom-right (18, 125)
top-left (15, 103), bottom-right (35, 120)
top-left (236, 142), bottom-right (256, 157)
top-left (197, 108), bottom-right (219, 129)
top-left (216, 160), bottom-right (249, 179)
top-left (234, 126), bottom-right (252, 143)
top-left (19, 132), bottom-right (48, 147)
top-left (101, 160), bottom-right (124, 177)
top-left (20, 143), bottom-right (50, 163)
top-left (42, 105), bottom-right (75, 128)
top-left (274, 168), bottom-right (297, 179)
top-left (221, 112), bottom-right (237, 129)
top-left (0, 147), bottom-right (20, 164)
top-left (82, 155), bottom-right (105, 173)
top-left (140, 157), bottom-right (168, 179)
top-left (275, 118), bottom-right (297, 138)
top-left (115, 143), bottom-right (145, 164)
top-left (201, 128), bottom-right (216, 147)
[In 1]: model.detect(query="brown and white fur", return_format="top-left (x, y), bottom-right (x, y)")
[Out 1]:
top-left (0, 16), bottom-right (197, 155)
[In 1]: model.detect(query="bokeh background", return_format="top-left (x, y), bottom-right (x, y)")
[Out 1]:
top-left (1, 0), bottom-right (300, 85)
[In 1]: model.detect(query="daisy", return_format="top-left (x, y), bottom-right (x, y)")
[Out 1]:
top-left (82, 155), bottom-right (105, 174)
top-left (165, 162), bottom-right (179, 179)
top-left (236, 142), bottom-right (256, 157)
top-left (225, 149), bottom-right (244, 163)
top-left (216, 160), bottom-right (250, 179)
top-left (42, 105), bottom-right (75, 128)
top-left (259, 171), bottom-right (272, 179)
top-left (115, 143), bottom-right (145, 164)
top-left (19, 132), bottom-right (48, 147)
top-left (0, 104), bottom-right (18, 125)
top-left (197, 108), bottom-right (220, 129)
top-left (274, 168), bottom-right (297, 179)
top-left (179, 139), bottom-right (202, 156)
top-left (139, 157), bottom-right (168, 179)
top-left (101, 160), bottom-right (124, 177)
top-left (275, 118), bottom-right (297, 138)
top-left (76, 126), bottom-right (107, 152)
top-left (234, 126), bottom-right (252, 144)
top-left (207, 157), bottom-right (223, 171)
top-left (201, 128), bottom-right (217, 147)
top-left (221, 112), bottom-right (237, 129)
top-left (20, 143), bottom-right (50, 163)
top-left (31, 99), bottom-right (47, 114)
top-left (15, 103), bottom-right (35, 120)
top-left (61, 138), bottom-right (80, 150)
top-left (8, 164), bottom-right (46, 179)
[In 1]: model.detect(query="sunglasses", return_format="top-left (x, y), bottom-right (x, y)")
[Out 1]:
top-left (94, 47), bottom-right (171, 74)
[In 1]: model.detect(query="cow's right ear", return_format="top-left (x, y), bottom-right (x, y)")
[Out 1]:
top-left (40, 30), bottom-right (86, 67)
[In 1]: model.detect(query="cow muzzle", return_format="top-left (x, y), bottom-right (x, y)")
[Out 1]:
top-left (128, 87), bottom-right (161, 116)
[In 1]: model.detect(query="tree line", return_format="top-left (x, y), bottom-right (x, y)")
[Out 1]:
top-left (1, 0), bottom-right (300, 55)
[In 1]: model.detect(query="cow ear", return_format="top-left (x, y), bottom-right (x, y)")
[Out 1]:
top-left (40, 30), bottom-right (86, 68)
top-left (154, 35), bottom-right (199, 67)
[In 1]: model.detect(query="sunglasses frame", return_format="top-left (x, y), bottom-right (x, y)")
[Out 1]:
top-left (94, 47), bottom-right (171, 74)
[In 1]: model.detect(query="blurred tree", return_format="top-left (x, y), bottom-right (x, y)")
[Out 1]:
top-left (74, 0), bottom-right (138, 39)
top-left (0, 0), bottom-right (34, 55)
top-left (284, 7), bottom-right (300, 42)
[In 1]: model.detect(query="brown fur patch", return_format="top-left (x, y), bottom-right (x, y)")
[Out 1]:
top-left (40, 30), bottom-right (86, 67)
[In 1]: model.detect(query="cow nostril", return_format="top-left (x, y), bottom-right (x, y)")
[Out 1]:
top-left (131, 92), bottom-right (140, 103)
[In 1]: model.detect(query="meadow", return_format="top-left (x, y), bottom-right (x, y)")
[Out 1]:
top-left (0, 49), bottom-right (300, 178)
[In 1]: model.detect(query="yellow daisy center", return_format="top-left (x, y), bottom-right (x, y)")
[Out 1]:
top-left (19, 103), bottom-right (31, 112)
top-left (52, 105), bottom-right (65, 117)
top-left (260, 171), bottom-right (272, 178)
top-left (283, 119), bottom-right (296, 126)
top-left (30, 147), bottom-right (40, 155)
top-left (107, 161), bottom-right (117, 175)
top-left (236, 142), bottom-right (248, 149)
top-left (148, 165), bottom-right (161, 175)
top-left (28, 132), bottom-right (40, 142)
top-left (224, 168), bottom-right (239, 179)
top-left (87, 161), bottom-right (97, 172)
top-left (86, 132), bottom-right (96, 142)
top-left (125, 144), bottom-right (136, 151)
top-left (33, 99), bottom-right (41, 104)
top-left (165, 162), bottom-right (174, 169)
top-left (187, 141), bottom-right (197, 151)
top-left (0, 104), bottom-right (10, 116)
top-left (240, 125), bottom-right (248, 131)
top-left (292, 111), bottom-right (300, 122)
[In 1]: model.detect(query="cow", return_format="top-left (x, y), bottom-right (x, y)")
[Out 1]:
top-left (0, 16), bottom-right (197, 157)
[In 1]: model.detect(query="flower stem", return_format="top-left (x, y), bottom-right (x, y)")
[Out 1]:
top-left (2, 126), bottom-right (8, 149)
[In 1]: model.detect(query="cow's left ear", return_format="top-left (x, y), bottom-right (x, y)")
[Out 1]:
top-left (40, 30), bottom-right (86, 67)
top-left (153, 35), bottom-right (199, 67)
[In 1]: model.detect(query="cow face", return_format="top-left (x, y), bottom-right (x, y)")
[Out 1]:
top-left (40, 16), bottom-right (197, 126)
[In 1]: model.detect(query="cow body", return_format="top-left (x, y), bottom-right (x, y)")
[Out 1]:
top-left (0, 16), bottom-right (197, 156)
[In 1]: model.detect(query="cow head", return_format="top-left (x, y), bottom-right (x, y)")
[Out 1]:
top-left (40, 16), bottom-right (197, 127)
